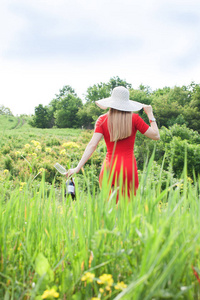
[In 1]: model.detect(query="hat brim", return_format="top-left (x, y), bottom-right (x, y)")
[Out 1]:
top-left (95, 97), bottom-right (144, 112)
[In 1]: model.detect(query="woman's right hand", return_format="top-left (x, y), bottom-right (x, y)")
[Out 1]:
top-left (143, 105), bottom-right (153, 115)
top-left (66, 167), bottom-right (78, 178)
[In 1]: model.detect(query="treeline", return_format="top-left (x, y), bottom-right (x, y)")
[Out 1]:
top-left (30, 76), bottom-right (200, 133)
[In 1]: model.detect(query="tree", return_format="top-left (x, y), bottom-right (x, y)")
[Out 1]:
top-left (77, 102), bottom-right (102, 128)
top-left (31, 85), bottom-right (83, 129)
top-left (152, 86), bottom-right (171, 96)
top-left (139, 84), bottom-right (152, 95)
top-left (181, 84), bottom-right (200, 132)
top-left (151, 87), bottom-right (188, 128)
top-left (167, 86), bottom-right (191, 107)
top-left (31, 104), bottom-right (50, 128)
top-left (152, 94), bottom-right (183, 128)
top-left (0, 105), bottom-right (13, 116)
top-left (108, 76), bottom-right (132, 90)
top-left (85, 82), bottom-right (110, 103)
top-left (85, 76), bottom-right (132, 103)
top-left (55, 85), bottom-right (77, 98)
top-left (54, 94), bottom-right (83, 128)
top-left (45, 85), bottom-right (80, 128)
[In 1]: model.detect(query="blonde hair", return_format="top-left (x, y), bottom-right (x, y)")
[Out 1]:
top-left (108, 108), bottom-right (132, 142)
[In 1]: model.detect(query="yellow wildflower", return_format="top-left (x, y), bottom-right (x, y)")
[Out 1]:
top-left (115, 281), bottom-right (127, 290)
top-left (97, 274), bottom-right (114, 288)
top-left (41, 288), bottom-right (59, 299)
top-left (15, 151), bottom-right (21, 156)
top-left (19, 182), bottom-right (27, 191)
top-left (60, 149), bottom-right (66, 155)
top-left (39, 168), bottom-right (45, 173)
top-left (31, 140), bottom-right (41, 147)
top-left (25, 144), bottom-right (30, 149)
top-left (99, 288), bottom-right (104, 293)
top-left (81, 272), bottom-right (95, 283)
top-left (187, 177), bottom-right (193, 184)
top-left (144, 204), bottom-right (148, 213)
top-left (176, 183), bottom-right (182, 188)
top-left (62, 141), bottom-right (79, 149)
top-left (45, 147), bottom-right (52, 153)
top-left (91, 298), bottom-right (100, 300)
top-left (35, 145), bottom-right (41, 151)
top-left (31, 153), bottom-right (37, 157)
top-left (62, 142), bottom-right (69, 148)
top-left (3, 169), bottom-right (9, 175)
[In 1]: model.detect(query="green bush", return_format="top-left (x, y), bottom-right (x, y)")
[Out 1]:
top-left (3, 155), bottom-right (13, 171)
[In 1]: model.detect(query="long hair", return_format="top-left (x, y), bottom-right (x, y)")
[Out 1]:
top-left (108, 108), bottom-right (132, 142)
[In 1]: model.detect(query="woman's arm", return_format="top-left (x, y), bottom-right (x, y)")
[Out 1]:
top-left (66, 132), bottom-right (103, 177)
top-left (143, 105), bottom-right (160, 140)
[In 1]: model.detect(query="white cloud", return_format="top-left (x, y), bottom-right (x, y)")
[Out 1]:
top-left (0, 0), bottom-right (200, 115)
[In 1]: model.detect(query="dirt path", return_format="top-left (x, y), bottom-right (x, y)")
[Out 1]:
top-left (12, 118), bottom-right (20, 129)
top-left (12, 118), bottom-right (26, 129)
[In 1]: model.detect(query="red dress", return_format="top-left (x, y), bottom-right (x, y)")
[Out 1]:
top-left (94, 113), bottom-right (149, 196)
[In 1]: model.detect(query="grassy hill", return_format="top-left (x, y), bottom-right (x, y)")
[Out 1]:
top-left (0, 115), bottom-right (34, 131)
top-left (0, 115), bottom-right (19, 130)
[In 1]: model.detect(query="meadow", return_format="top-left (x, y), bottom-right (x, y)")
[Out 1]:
top-left (0, 116), bottom-right (200, 300)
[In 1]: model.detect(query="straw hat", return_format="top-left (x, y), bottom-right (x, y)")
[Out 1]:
top-left (95, 86), bottom-right (144, 112)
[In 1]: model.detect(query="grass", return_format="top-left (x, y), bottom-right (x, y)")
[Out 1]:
top-left (0, 116), bottom-right (200, 299)
top-left (0, 159), bottom-right (200, 299)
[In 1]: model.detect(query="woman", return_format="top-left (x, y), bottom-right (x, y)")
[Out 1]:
top-left (66, 86), bottom-right (160, 197)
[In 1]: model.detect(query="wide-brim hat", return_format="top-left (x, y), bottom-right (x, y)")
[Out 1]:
top-left (95, 86), bottom-right (144, 112)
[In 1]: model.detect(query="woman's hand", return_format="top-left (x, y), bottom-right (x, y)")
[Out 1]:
top-left (66, 167), bottom-right (78, 178)
top-left (143, 105), bottom-right (160, 140)
top-left (143, 105), bottom-right (153, 115)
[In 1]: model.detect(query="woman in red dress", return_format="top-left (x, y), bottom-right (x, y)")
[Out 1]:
top-left (66, 86), bottom-right (160, 197)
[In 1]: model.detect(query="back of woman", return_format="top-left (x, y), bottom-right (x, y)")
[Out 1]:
top-left (95, 109), bottom-right (149, 195)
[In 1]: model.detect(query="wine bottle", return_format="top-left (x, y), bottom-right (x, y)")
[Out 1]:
top-left (66, 178), bottom-right (75, 200)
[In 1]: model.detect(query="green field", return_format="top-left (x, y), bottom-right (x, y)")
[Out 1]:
top-left (0, 116), bottom-right (200, 300)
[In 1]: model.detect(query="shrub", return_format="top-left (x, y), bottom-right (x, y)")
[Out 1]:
top-left (3, 155), bottom-right (13, 171)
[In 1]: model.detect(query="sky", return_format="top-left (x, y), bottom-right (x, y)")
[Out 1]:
top-left (0, 0), bottom-right (200, 116)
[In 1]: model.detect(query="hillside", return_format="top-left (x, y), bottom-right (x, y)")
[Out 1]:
top-left (1, 114), bottom-right (200, 185)
top-left (0, 115), bottom-right (20, 130)
top-left (0, 115), bottom-right (30, 130)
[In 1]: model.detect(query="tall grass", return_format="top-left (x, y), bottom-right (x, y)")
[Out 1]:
top-left (0, 157), bottom-right (200, 299)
